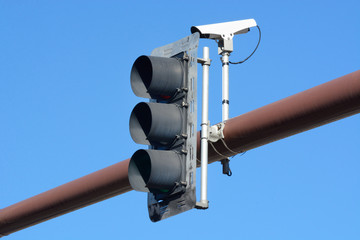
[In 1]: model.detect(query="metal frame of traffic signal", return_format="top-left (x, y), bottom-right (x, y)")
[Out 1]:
top-left (129, 19), bottom-right (260, 220)
top-left (128, 33), bottom-right (200, 222)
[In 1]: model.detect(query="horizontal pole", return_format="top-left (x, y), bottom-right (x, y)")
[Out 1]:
top-left (204, 70), bottom-right (360, 163)
top-left (0, 160), bottom-right (131, 237)
top-left (1, 70), bottom-right (359, 237)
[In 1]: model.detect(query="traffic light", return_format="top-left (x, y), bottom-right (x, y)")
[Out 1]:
top-left (128, 33), bottom-right (199, 222)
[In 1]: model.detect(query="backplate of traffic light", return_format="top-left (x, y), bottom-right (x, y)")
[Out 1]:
top-left (128, 33), bottom-right (199, 222)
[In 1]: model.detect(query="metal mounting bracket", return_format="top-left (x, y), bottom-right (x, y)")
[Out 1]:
top-left (208, 122), bottom-right (225, 142)
top-left (216, 33), bottom-right (234, 55)
top-left (197, 57), bottom-right (211, 66)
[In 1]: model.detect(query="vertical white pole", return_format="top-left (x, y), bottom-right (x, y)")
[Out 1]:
top-left (220, 52), bottom-right (232, 176)
top-left (221, 52), bottom-right (230, 122)
top-left (199, 47), bottom-right (210, 208)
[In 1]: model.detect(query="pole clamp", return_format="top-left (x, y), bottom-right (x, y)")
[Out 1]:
top-left (208, 122), bottom-right (225, 143)
top-left (197, 57), bottom-right (211, 66)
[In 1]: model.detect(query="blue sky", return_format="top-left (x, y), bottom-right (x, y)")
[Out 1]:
top-left (1, 1), bottom-right (359, 239)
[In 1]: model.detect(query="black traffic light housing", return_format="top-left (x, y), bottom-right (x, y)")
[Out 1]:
top-left (128, 33), bottom-right (199, 222)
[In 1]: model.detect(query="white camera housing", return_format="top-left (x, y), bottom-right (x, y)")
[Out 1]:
top-left (191, 19), bottom-right (257, 54)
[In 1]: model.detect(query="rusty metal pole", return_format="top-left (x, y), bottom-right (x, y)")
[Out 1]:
top-left (0, 70), bottom-right (359, 237)
top-left (0, 160), bottom-right (132, 237)
top-left (205, 70), bottom-right (360, 162)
